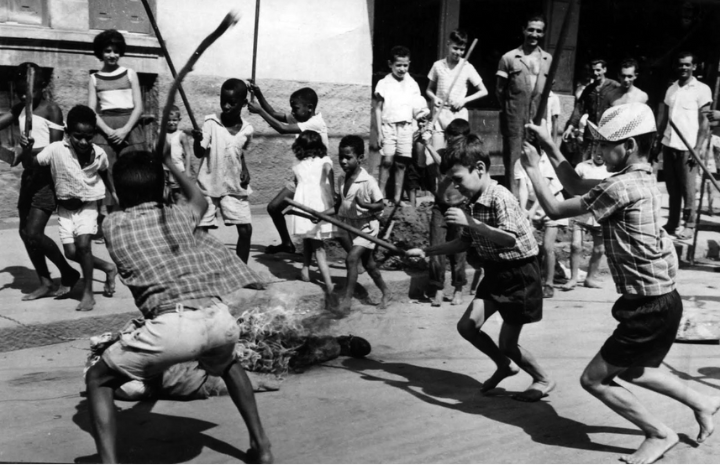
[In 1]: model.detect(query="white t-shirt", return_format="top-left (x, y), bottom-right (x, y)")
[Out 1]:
top-left (286, 112), bottom-right (329, 149)
top-left (374, 73), bottom-right (422, 124)
top-left (427, 59), bottom-right (483, 106)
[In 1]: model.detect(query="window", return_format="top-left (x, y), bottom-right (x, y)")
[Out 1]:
top-left (0, 0), bottom-right (48, 27)
top-left (89, 0), bottom-right (154, 34)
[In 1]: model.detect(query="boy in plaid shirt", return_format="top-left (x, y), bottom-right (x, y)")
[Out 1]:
top-left (84, 126), bottom-right (272, 461)
top-left (522, 103), bottom-right (720, 464)
top-left (406, 134), bottom-right (554, 402)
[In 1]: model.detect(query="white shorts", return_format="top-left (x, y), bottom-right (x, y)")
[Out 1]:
top-left (57, 201), bottom-right (99, 244)
top-left (337, 217), bottom-right (380, 250)
top-left (199, 195), bottom-right (251, 227)
top-left (381, 121), bottom-right (414, 158)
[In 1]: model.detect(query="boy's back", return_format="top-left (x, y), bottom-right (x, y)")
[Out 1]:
top-left (104, 202), bottom-right (263, 317)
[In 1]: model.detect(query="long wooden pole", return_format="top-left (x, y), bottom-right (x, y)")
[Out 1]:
top-left (140, 0), bottom-right (200, 131)
top-left (250, 0), bottom-right (261, 102)
top-left (24, 65), bottom-right (34, 137)
top-left (285, 199), bottom-right (405, 255)
top-left (669, 119), bottom-right (720, 194)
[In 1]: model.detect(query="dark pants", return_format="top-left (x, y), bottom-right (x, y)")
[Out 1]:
top-left (428, 204), bottom-right (467, 292)
top-left (663, 146), bottom-right (698, 230)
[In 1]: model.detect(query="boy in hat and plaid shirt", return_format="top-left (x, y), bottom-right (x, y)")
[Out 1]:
top-left (522, 102), bottom-right (720, 464)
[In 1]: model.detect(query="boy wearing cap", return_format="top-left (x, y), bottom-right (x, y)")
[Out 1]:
top-left (522, 103), bottom-right (720, 464)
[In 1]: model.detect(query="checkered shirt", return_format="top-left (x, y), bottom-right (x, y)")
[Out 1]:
top-left (581, 163), bottom-right (677, 296)
top-left (461, 180), bottom-right (538, 262)
top-left (104, 202), bottom-right (264, 318)
top-left (35, 140), bottom-right (108, 201)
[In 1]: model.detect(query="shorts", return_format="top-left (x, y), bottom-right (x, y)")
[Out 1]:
top-left (381, 121), bottom-right (414, 158)
top-left (474, 255), bottom-right (543, 325)
top-left (199, 195), bottom-right (251, 227)
top-left (57, 201), bottom-right (99, 244)
top-left (103, 299), bottom-right (239, 381)
top-left (337, 217), bottom-right (380, 250)
top-left (17, 168), bottom-right (56, 216)
top-left (432, 107), bottom-right (468, 132)
top-left (600, 290), bottom-right (683, 368)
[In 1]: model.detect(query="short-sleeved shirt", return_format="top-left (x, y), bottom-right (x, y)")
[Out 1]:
top-left (575, 159), bottom-right (609, 181)
top-left (580, 163), bottom-right (677, 296)
top-left (497, 46), bottom-right (552, 137)
top-left (461, 180), bottom-right (539, 262)
top-left (514, 154), bottom-right (563, 203)
top-left (374, 73), bottom-right (422, 124)
top-left (197, 115), bottom-right (253, 197)
top-left (568, 78), bottom-right (621, 129)
top-left (104, 202), bottom-right (264, 318)
top-left (427, 59), bottom-right (483, 107)
top-left (36, 140), bottom-right (108, 201)
top-left (336, 167), bottom-right (383, 220)
top-left (285, 112), bottom-right (329, 149)
top-left (662, 77), bottom-right (712, 150)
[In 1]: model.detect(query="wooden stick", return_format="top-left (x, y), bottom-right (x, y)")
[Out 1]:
top-left (669, 119), bottom-right (720, 194)
top-left (429, 38), bottom-right (478, 128)
top-left (532, 0), bottom-right (576, 126)
top-left (285, 199), bottom-right (405, 255)
top-left (24, 65), bottom-right (34, 137)
top-left (156, 12), bottom-right (241, 160)
top-left (250, 0), bottom-right (261, 102)
top-left (140, 0), bottom-right (200, 131)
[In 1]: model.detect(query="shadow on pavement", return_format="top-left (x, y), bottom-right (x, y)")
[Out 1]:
top-left (0, 265), bottom-right (40, 294)
top-left (72, 398), bottom-right (250, 464)
top-left (663, 362), bottom-right (720, 391)
top-left (340, 358), bottom-right (640, 455)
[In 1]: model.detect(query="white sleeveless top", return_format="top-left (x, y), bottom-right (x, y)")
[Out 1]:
top-left (91, 66), bottom-right (135, 112)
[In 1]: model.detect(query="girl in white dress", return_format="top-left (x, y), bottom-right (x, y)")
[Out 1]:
top-left (290, 131), bottom-right (336, 296)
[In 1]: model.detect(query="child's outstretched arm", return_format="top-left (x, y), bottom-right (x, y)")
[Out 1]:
top-left (247, 103), bottom-right (301, 135)
top-left (247, 82), bottom-right (286, 122)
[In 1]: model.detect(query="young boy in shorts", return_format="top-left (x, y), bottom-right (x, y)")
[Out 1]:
top-left (32, 105), bottom-right (117, 312)
top-left (85, 136), bottom-right (272, 463)
top-left (522, 103), bottom-right (720, 464)
top-left (248, 85), bottom-right (328, 254)
top-left (335, 135), bottom-right (391, 312)
top-left (161, 104), bottom-right (189, 203)
top-left (192, 79), bottom-right (253, 263)
top-left (375, 45), bottom-right (422, 207)
top-left (407, 134), bottom-right (554, 402)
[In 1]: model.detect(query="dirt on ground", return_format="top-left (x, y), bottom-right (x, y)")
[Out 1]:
top-left (0, 168), bottom-right (21, 220)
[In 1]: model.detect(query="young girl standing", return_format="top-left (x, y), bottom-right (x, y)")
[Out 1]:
top-left (290, 131), bottom-right (336, 298)
top-left (88, 29), bottom-right (145, 214)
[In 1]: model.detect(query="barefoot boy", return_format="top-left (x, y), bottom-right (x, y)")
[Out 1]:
top-left (522, 103), bottom-right (720, 463)
top-left (335, 135), bottom-right (391, 312)
top-left (31, 105), bottom-right (117, 311)
top-left (85, 142), bottom-right (272, 463)
top-left (248, 84), bottom-right (328, 254)
top-left (407, 134), bottom-right (554, 402)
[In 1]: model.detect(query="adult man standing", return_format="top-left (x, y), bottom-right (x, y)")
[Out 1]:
top-left (610, 59), bottom-right (649, 106)
top-left (563, 59), bottom-right (620, 163)
top-left (496, 15), bottom-right (552, 197)
top-left (655, 52), bottom-right (712, 239)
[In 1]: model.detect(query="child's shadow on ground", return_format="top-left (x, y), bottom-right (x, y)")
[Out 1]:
top-left (0, 265), bottom-right (40, 294)
top-left (339, 358), bottom-right (641, 455)
top-left (249, 244), bottom-right (304, 281)
top-left (72, 398), bottom-right (249, 464)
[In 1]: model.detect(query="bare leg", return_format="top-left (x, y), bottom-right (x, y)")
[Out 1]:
top-left (64, 235), bottom-right (117, 311)
top-left (86, 359), bottom-right (128, 463)
top-left (300, 238), bottom-right (312, 282)
top-left (235, 224), bottom-right (252, 264)
top-left (312, 240), bottom-right (334, 294)
top-left (562, 226), bottom-right (583, 291)
top-left (266, 188), bottom-right (295, 252)
top-left (542, 226), bottom-right (557, 297)
top-left (584, 233), bottom-right (604, 288)
top-left (378, 156), bottom-right (394, 202)
top-left (340, 246), bottom-right (364, 312)
top-left (456, 299), bottom-right (519, 392)
top-left (393, 162), bottom-right (406, 205)
top-left (222, 362), bottom-right (273, 463)
top-left (580, 352), bottom-right (679, 464)
top-left (499, 323), bottom-right (555, 402)
top-left (362, 249), bottom-right (391, 308)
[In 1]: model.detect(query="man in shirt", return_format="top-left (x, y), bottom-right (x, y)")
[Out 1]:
top-left (655, 52), bottom-right (712, 239)
top-left (522, 102), bottom-right (720, 465)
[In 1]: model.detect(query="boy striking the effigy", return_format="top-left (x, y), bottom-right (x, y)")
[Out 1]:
top-left (406, 134), bottom-right (554, 402)
top-left (522, 103), bottom-right (720, 464)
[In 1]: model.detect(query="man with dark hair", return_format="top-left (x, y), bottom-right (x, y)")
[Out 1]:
top-left (523, 102), bottom-right (720, 464)
top-left (655, 52), bottom-right (712, 239)
top-left (610, 59), bottom-right (648, 106)
top-left (496, 15), bottom-right (552, 197)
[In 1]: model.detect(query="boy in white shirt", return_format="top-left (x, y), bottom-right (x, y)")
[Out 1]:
top-left (33, 105), bottom-right (117, 311)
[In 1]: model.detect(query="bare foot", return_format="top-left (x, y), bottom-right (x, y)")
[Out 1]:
top-left (378, 292), bottom-right (393, 310)
top-left (583, 277), bottom-right (602, 288)
top-left (620, 429), bottom-right (679, 464)
top-left (512, 379), bottom-right (556, 402)
top-left (248, 440), bottom-right (274, 464)
top-left (560, 279), bottom-right (577, 291)
top-left (480, 364), bottom-right (520, 393)
top-left (300, 267), bottom-right (310, 282)
top-left (337, 297), bottom-right (352, 314)
top-left (55, 269), bottom-right (81, 299)
top-left (76, 295), bottom-right (96, 312)
top-left (22, 283), bottom-right (58, 301)
top-left (695, 396), bottom-right (720, 444)
top-left (432, 290), bottom-right (443, 307)
top-left (450, 290), bottom-right (463, 306)
top-left (103, 266), bottom-right (117, 297)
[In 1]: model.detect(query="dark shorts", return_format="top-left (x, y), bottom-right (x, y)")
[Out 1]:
top-left (600, 290), bottom-right (683, 368)
top-left (475, 255), bottom-right (543, 325)
top-left (17, 168), bottom-right (56, 218)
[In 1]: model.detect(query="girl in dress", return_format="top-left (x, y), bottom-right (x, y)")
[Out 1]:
top-left (290, 131), bottom-right (336, 298)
